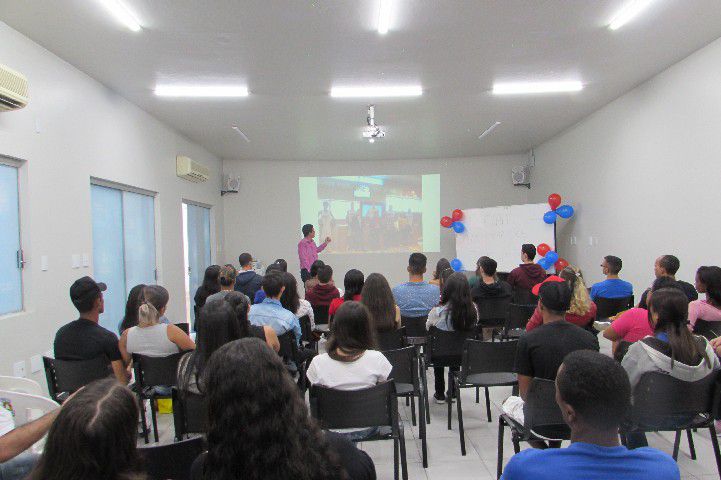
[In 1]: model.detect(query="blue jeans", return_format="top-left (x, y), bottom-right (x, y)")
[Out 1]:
top-left (0, 451), bottom-right (39, 480)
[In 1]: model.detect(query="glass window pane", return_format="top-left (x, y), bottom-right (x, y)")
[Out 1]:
top-left (122, 191), bottom-right (156, 292)
top-left (0, 164), bottom-right (22, 315)
top-left (185, 204), bottom-right (211, 324)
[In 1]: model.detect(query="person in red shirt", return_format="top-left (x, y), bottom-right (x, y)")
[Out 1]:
top-left (507, 244), bottom-right (548, 292)
top-left (329, 269), bottom-right (365, 318)
top-left (526, 266), bottom-right (597, 331)
top-left (306, 265), bottom-right (340, 308)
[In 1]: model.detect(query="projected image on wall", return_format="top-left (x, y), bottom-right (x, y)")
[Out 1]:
top-left (299, 175), bottom-right (440, 254)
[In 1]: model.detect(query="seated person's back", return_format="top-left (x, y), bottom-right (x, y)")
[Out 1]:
top-left (471, 256), bottom-right (512, 301)
top-left (306, 265), bottom-right (341, 307)
top-left (688, 265), bottom-right (721, 329)
top-left (507, 244), bottom-right (548, 291)
top-left (392, 252), bottom-right (439, 317)
top-left (234, 253), bottom-right (264, 302)
top-left (248, 273), bottom-right (301, 342)
top-left (590, 255), bottom-right (633, 300)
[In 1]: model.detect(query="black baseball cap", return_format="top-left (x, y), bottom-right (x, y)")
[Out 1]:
top-left (538, 281), bottom-right (571, 313)
top-left (69, 276), bottom-right (107, 310)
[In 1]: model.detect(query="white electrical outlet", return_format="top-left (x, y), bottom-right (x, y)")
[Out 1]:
top-left (13, 360), bottom-right (26, 378)
top-left (570, 236), bottom-right (577, 246)
top-left (30, 355), bottom-right (42, 373)
top-left (41, 255), bottom-right (49, 271)
top-left (72, 254), bottom-right (81, 269)
top-left (82, 253), bottom-right (90, 267)
top-left (588, 236), bottom-right (594, 246)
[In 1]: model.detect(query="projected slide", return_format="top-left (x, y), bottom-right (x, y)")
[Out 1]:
top-left (299, 175), bottom-right (440, 253)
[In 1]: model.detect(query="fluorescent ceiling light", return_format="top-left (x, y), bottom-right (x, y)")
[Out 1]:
top-left (608, 0), bottom-right (656, 31)
top-left (478, 121), bottom-right (502, 140)
top-left (378, 0), bottom-right (391, 34)
top-left (330, 86), bottom-right (422, 98)
top-left (96, 0), bottom-right (142, 32)
top-left (154, 85), bottom-right (249, 98)
top-left (231, 125), bottom-right (250, 142)
top-left (492, 81), bottom-right (583, 95)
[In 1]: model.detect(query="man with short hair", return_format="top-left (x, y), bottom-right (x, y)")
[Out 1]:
top-left (638, 255), bottom-right (698, 308)
top-left (501, 350), bottom-right (679, 480)
top-left (235, 253), bottom-right (263, 303)
top-left (392, 253), bottom-right (440, 318)
top-left (298, 224), bottom-right (330, 283)
top-left (507, 244), bottom-right (548, 292)
top-left (54, 276), bottom-right (127, 384)
top-left (305, 265), bottom-right (340, 308)
top-left (590, 255), bottom-right (634, 300)
top-left (249, 273), bottom-right (301, 344)
top-left (471, 256), bottom-right (512, 301)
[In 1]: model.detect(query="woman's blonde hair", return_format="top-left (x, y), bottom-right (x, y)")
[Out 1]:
top-left (559, 265), bottom-right (592, 316)
top-left (138, 285), bottom-right (169, 327)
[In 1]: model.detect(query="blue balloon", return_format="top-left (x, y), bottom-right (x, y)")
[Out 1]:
top-left (450, 258), bottom-right (463, 272)
top-left (556, 205), bottom-right (574, 219)
top-left (537, 258), bottom-right (552, 270)
top-left (543, 211), bottom-right (557, 224)
top-left (452, 221), bottom-right (465, 233)
top-left (545, 251), bottom-right (559, 264)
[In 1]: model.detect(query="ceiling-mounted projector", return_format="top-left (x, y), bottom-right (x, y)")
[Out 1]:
top-left (362, 105), bottom-right (386, 142)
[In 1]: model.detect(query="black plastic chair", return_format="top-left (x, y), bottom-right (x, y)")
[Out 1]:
top-left (512, 289), bottom-right (538, 305)
top-left (298, 314), bottom-right (318, 352)
top-left (171, 387), bottom-right (207, 441)
top-left (310, 382), bottom-right (408, 480)
top-left (497, 304), bottom-right (535, 340)
top-left (312, 304), bottom-right (330, 326)
top-left (595, 296), bottom-right (634, 320)
top-left (138, 435), bottom-right (205, 480)
top-left (451, 340), bottom-right (518, 455)
top-left (383, 346), bottom-right (428, 467)
top-left (620, 371), bottom-right (721, 476)
top-left (693, 319), bottom-right (721, 340)
top-left (377, 326), bottom-right (406, 351)
top-left (497, 378), bottom-right (571, 479)
top-left (278, 331), bottom-right (310, 391)
top-left (400, 315), bottom-right (429, 344)
top-left (42, 356), bottom-right (110, 404)
top-left (475, 296), bottom-right (512, 335)
top-left (132, 352), bottom-right (186, 443)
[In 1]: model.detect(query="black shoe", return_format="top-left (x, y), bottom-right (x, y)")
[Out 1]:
top-left (433, 392), bottom-right (446, 404)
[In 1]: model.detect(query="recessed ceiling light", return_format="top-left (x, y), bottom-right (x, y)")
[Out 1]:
top-left (478, 121), bottom-right (502, 140)
top-left (330, 86), bottom-right (422, 98)
top-left (154, 85), bottom-right (249, 98)
top-left (608, 0), bottom-right (657, 31)
top-left (492, 81), bottom-right (583, 95)
top-left (96, 0), bottom-right (142, 32)
top-left (378, 0), bottom-right (391, 35)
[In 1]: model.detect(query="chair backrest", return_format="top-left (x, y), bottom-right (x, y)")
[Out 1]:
top-left (382, 346), bottom-right (418, 389)
top-left (475, 296), bottom-right (511, 328)
top-left (425, 328), bottom-right (474, 367)
top-left (0, 389), bottom-right (59, 426)
top-left (174, 323), bottom-right (190, 335)
top-left (376, 327), bottom-right (406, 351)
top-left (513, 289), bottom-right (538, 305)
top-left (313, 304), bottom-right (330, 325)
top-left (310, 382), bottom-right (397, 430)
top-left (0, 376), bottom-right (43, 396)
top-left (298, 315), bottom-right (315, 343)
top-left (460, 339), bottom-right (517, 381)
top-left (133, 352), bottom-right (186, 390)
top-left (172, 387), bottom-right (207, 439)
top-left (277, 331), bottom-right (299, 363)
top-left (595, 296), bottom-right (634, 319)
top-left (505, 304), bottom-right (535, 332)
top-left (400, 315), bottom-right (428, 337)
top-left (523, 378), bottom-right (570, 439)
top-left (693, 319), bottom-right (721, 340)
top-left (138, 436), bottom-right (205, 480)
top-left (43, 356), bottom-right (110, 402)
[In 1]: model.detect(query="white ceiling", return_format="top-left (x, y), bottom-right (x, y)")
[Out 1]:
top-left (2, 1), bottom-right (721, 161)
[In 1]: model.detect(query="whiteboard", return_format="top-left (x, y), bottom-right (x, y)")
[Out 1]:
top-left (455, 203), bottom-right (555, 273)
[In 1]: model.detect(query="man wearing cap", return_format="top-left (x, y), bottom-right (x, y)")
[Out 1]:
top-left (54, 276), bottom-right (127, 384)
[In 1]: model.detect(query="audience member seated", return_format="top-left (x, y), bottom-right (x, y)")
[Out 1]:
top-left (205, 264), bottom-right (240, 304)
top-left (392, 253), bottom-right (440, 318)
top-left (249, 273), bottom-right (302, 344)
top-left (471, 256), bottom-right (512, 302)
top-left (54, 276), bottom-right (127, 384)
top-left (426, 272), bottom-right (478, 403)
top-left (688, 266), bottom-right (721, 330)
top-left (117, 283), bottom-right (146, 334)
top-left (304, 259), bottom-right (326, 291)
top-left (306, 265), bottom-right (341, 309)
top-left (193, 265), bottom-right (221, 327)
top-left (223, 291), bottom-right (280, 352)
top-left (234, 252), bottom-right (264, 303)
top-left (274, 258), bottom-right (288, 272)
top-left (279, 271), bottom-right (315, 328)
top-left (507, 244), bottom-right (548, 292)
top-left (361, 273), bottom-right (401, 332)
top-left (429, 258), bottom-right (452, 287)
top-left (590, 255), bottom-right (634, 300)
top-left (501, 350), bottom-right (680, 480)
top-left (177, 300), bottom-right (241, 394)
top-left (638, 255), bottom-right (698, 308)
top-left (191, 338), bottom-right (376, 480)
top-left (503, 282), bottom-right (598, 431)
top-left (27, 378), bottom-right (144, 480)
top-left (526, 266), bottom-right (597, 331)
top-left (119, 285), bottom-right (195, 363)
top-left (253, 263), bottom-right (285, 304)
top-left (329, 269), bottom-right (365, 318)
top-left (621, 287), bottom-right (719, 449)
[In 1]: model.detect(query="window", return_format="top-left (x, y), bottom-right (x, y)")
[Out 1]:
top-left (182, 202), bottom-right (212, 325)
top-left (0, 163), bottom-right (22, 315)
top-left (91, 183), bottom-right (156, 332)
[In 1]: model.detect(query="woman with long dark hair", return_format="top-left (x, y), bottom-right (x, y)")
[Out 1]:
top-left (426, 272), bottom-right (477, 403)
top-left (279, 272), bottom-right (314, 327)
top-left (329, 269), bottom-right (364, 318)
top-left (223, 291), bottom-right (280, 352)
top-left (305, 259), bottom-right (326, 291)
top-left (119, 284), bottom-right (146, 333)
top-left (193, 265), bottom-right (221, 327)
top-left (689, 265), bottom-right (721, 329)
top-left (28, 378), bottom-right (144, 480)
top-left (361, 273), bottom-right (400, 332)
top-left (177, 300), bottom-right (239, 394)
top-left (430, 258), bottom-right (451, 286)
top-left (192, 338), bottom-right (375, 480)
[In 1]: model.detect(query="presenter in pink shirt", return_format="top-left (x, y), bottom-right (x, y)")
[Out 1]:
top-left (298, 224), bottom-right (331, 283)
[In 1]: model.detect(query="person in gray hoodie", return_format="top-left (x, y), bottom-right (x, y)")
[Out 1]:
top-left (622, 286), bottom-right (719, 448)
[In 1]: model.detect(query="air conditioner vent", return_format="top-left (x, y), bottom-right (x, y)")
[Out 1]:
top-left (0, 64), bottom-right (29, 111)
top-left (176, 156), bottom-right (210, 183)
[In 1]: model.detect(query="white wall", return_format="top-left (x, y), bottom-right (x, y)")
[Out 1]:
top-left (222, 156), bottom-right (529, 287)
top-left (0, 23), bottom-right (223, 381)
top-left (530, 35), bottom-right (721, 297)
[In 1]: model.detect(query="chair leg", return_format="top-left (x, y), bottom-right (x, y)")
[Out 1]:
top-left (150, 398), bottom-right (159, 443)
top-left (138, 396), bottom-right (149, 444)
top-left (393, 438), bottom-right (399, 480)
top-left (409, 395), bottom-right (417, 426)
top-left (709, 423), bottom-right (721, 479)
top-left (456, 379), bottom-right (466, 456)
top-left (497, 417), bottom-right (505, 480)
top-left (512, 432), bottom-right (520, 453)
top-left (672, 430), bottom-right (681, 461)
top-left (406, 397), bottom-right (410, 406)
top-left (686, 428), bottom-right (696, 460)
top-left (399, 428), bottom-right (408, 480)
top-left (476, 386), bottom-right (480, 403)
top-left (447, 370), bottom-right (453, 431)
top-left (485, 387), bottom-right (492, 423)
top-left (418, 393), bottom-right (428, 468)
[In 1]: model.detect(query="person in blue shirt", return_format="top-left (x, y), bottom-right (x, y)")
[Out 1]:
top-left (392, 253), bottom-right (440, 317)
top-left (501, 350), bottom-right (679, 480)
top-left (590, 255), bottom-right (634, 300)
top-left (249, 273), bottom-right (301, 345)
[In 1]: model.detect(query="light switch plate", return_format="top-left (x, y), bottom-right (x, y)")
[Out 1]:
top-left (82, 253), bottom-right (90, 268)
top-left (13, 360), bottom-right (26, 378)
top-left (41, 255), bottom-right (49, 271)
top-left (72, 254), bottom-right (81, 269)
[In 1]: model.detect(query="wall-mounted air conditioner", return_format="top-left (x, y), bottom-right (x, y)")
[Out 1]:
top-left (176, 155), bottom-right (210, 183)
top-left (0, 64), bottom-right (29, 111)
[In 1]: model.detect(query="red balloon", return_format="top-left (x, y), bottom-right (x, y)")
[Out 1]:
top-left (451, 209), bottom-right (463, 222)
top-left (548, 193), bottom-right (562, 211)
top-left (440, 216), bottom-right (453, 228)
top-left (537, 243), bottom-right (551, 257)
top-left (554, 258), bottom-right (569, 271)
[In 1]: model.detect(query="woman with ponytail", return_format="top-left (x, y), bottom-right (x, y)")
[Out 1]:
top-left (119, 285), bottom-right (195, 364)
top-left (688, 266), bottom-right (721, 329)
